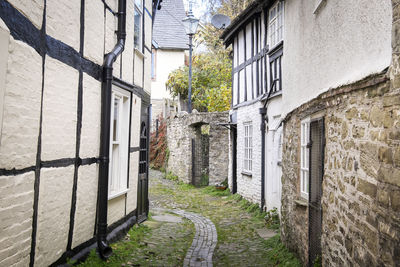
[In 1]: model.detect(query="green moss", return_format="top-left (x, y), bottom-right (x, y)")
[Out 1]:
top-left (264, 234), bottom-right (301, 267)
top-left (202, 186), bottom-right (231, 197)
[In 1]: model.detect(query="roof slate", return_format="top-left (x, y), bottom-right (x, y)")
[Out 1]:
top-left (153, 0), bottom-right (188, 50)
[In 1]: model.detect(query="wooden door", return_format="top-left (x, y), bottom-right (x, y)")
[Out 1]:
top-left (137, 121), bottom-right (148, 223)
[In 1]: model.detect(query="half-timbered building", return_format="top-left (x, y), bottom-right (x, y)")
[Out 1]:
top-left (0, 0), bottom-right (158, 265)
top-left (222, 0), bottom-right (284, 213)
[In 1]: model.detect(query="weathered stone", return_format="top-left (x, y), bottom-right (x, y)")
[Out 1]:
top-left (341, 122), bottom-right (348, 139)
top-left (377, 188), bottom-right (390, 207)
top-left (388, 129), bottom-right (400, 140)
top-left (378, 146), bottom-right (393, 165)
top-left (378, 166), bottom-right (400, 187)
top-left (352, 125), bottom-right (365, 138)
top-left (369, 105), bottom-right (384, 127)
top-left (383, 94), bottom-right (400, 107)
top-left (391, 190), bottom-right (400, 212)
top-left (357, 179), bottom-right (377, 198)
top-left (394, 147), bottom-right (400, 167)
top-left (345, 107), bottom-right (359, 120)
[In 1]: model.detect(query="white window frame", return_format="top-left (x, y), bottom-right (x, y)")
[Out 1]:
top-left (300, 117), bottom-right (310, 200)
top-left (243, 122), bottom-right (253, 173)
top-left (109, 87), bottom-right (131, 199)
top-left (134, 0), bottom-right (143, 52)
top-left (268, 1), bottom-right (284, 48)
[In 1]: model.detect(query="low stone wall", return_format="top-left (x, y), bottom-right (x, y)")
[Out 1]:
top-left (281, 71), bottom-right (400, 266)
top-left (167, 111), bottom-right (229, 185)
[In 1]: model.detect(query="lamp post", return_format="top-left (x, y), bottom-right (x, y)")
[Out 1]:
top-left (182, 2), bottom-right (199, 113)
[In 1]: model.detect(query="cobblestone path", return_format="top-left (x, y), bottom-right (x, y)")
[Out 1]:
top-left (171, 210), bottom-right (217, 267)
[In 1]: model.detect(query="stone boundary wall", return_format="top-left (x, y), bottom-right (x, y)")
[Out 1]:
top-left (167, 111), bottom-right (229, 185)
top-left (281, 70), bottom-right (400, 266)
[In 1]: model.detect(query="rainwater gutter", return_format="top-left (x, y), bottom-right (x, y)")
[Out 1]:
top-left (259, 79), bottom-right (278, 211)
top-left (97, 0), bottom-right (126, 259)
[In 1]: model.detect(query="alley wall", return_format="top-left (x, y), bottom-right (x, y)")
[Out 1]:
top-left (0, 0), bottom-right (152, 265)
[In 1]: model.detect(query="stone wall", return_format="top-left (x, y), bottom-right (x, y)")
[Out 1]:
top-left (167, 111), bottom-right (229, 185)
top-left (281, 70), bottom-right (400, 266)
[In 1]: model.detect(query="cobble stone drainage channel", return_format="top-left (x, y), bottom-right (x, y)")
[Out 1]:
top-left (171, 210), bottom-right (217, 267)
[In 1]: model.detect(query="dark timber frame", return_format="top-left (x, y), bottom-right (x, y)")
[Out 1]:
top-left (0, 0), bottom-right (154, 265)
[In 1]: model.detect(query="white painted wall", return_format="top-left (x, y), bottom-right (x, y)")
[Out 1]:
top-left (151, 49), bottom-right (186, 100)
top-left (282, 0), bottom-right (392, 117)
top-left (264, 95), bottom-right (282, 213)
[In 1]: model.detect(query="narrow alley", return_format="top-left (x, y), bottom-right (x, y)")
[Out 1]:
top-left (78, 169), bottom-right (300, 266)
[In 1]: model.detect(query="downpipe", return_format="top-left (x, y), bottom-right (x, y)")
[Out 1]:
top-left (97, 0), bottom-right (126, 260)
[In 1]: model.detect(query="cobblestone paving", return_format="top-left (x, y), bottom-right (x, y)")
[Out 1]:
top-left (171, 210), bottom-right (217, 267)
top-left (148, 169), bottom-right (283, 267)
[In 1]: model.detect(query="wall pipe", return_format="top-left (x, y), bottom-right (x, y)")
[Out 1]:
top-left (259, 79), bottom-right (278, 211)
top-left (97, 0), bottom-right (126, 259)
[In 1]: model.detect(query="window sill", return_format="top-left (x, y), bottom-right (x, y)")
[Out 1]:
top-left (241, 171), bottom-right (252, 177)
top-left (108, 188), bottom-right (129, 200)
top-left (267, 41), bottom-right (283, 56)
top-left (135, 48), bottom-right (145, 59)
top-left (294, 198), bottom-right (308, 207)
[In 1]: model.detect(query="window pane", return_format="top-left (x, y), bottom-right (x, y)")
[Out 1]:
top-left (135, 0), bottom-right (142, 9)
top-left (113, 97), bottom-right (120, 142)
top-left (134, 9), bottom-right (142, 50)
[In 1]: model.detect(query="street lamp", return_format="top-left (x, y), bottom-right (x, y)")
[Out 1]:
top-left (182, 4), bottom-right (199, 113)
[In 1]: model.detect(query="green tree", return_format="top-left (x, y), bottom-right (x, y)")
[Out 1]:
top-left (166, 0), bottom-right (253, 112)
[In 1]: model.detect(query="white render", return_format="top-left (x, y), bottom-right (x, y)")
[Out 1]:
top-left (282, 0), bottom-right (392, 117)
top-left (151, 49), bottom-right (186, 100)
top-left (0, 0), bottom-right (153, 265)
top-left (235, 102), bottom-right (262, 204)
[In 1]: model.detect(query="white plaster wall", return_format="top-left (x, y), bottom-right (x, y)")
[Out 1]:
top-left (84, 0), bottom-right (104, 65)
top-left (107, 195), bottom-right (125, 225)
top-left (282, 0), bottom-right (392, 117)
top-left (8, 0), bottom-right (43, 29)
top-left (72, 164), bottom-right (98, 249)
top-left (264, 95), bottom-right (282, 212)
top-left (35, 166), bottom-right (74, 267)
top-left (144, 49), bottom-right (152, 93)
top-left (122, 0), bottom-right (135, 84)
top-left (0, 35), bottom-right (42, 170)
top-left (41, 57), bottom-right (78, 160)
top-left (236, 102), bottom-right (262, 204)
top-left (134, 51), bottom-right (144, 88)
top-left (80, 74), bottom-right (101, 159)
top-left (0, 172), bottom-right (34, 267)
top-left (126, 151), bottom-right (139, 213)
top-left (151, 49), bottom-right (185, 100)
top-left (47, 0), bottom-right (80, 51)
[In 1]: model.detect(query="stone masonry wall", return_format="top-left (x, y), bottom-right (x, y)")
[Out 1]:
top-left (281, 71), bottom-right (400, 266)
top-left (167, 111), bottom-right (229, 185)
top-left (281, 2), bottom-right (400, 265)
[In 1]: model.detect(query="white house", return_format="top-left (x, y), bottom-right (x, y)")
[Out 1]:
top-left (221, 0), bottom-right (284, 213)
top-left (151, 0), bottom-right (188, 125)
